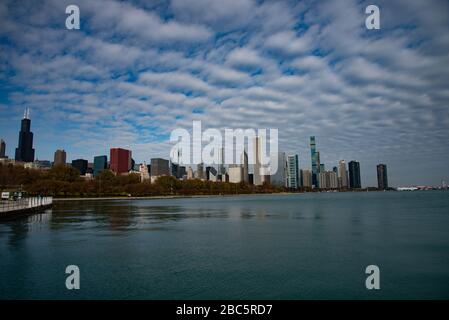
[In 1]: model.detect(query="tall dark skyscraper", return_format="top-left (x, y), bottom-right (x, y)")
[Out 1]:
top-left (0, 139), bottom-right (5, 158)
top-left (348, 160), bottom-right (361, 189)
top-left (15, 108), bottom-right (35, 163)
top-left (377, 164), bottom-right (388, 190)
top-left (310, 136), bottom-right (319, 187)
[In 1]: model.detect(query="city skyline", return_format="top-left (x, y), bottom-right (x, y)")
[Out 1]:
top-left (0, 0), bottom-right (448, 187)
top-left (0, 105), bottom-right (445, 188)
top-left (1, 110), bottom-right (391, 189)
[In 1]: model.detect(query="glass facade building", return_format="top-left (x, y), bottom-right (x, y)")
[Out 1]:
top-left (310, 136), bottom-right (318, 187)
top-left (72, 159), bottom-right (88, 175)
top-left (94, 155), bottom-right (108, 177)
top-left (348, 160), bottom-right (361, 189)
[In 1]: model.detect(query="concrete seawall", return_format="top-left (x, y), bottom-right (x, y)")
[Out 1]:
top-left (0, 197), bottom-right (53, 220)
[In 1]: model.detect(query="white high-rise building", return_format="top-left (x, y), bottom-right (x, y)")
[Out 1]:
top-left (319, 171), bottom-right (339, 189)
top-left (187, 166), bottom-right (194, 180)
top-left (338, 160), bottom-right (348, 188)
top-left (139, 162), bottom-right (150, 182)
top-left (228, 165), bottom-right (243, 183)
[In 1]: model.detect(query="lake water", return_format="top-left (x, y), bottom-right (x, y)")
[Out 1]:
top-left (1, 191), bottom-right (448, 299)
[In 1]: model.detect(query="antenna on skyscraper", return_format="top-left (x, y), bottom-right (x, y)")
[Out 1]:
top-left (23, 107), bottom-right (30, 119)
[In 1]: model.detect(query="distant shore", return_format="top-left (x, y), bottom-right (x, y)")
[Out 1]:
top-left (53, 192), bottom-right (299, 202)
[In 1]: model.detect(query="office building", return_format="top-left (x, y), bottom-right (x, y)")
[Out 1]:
top-left (319, 171), bottom-right (338, 189)
top-left (287, 154), bottom-right (299, 189)
top-left (208, 166), bottom-right (217, 181)
top-left (0, 139), bottom-right (6, 158)
top-left (93, 155), bottom-right (108, 177)
top-left (54, 149), bottom-right (66, 166)
top-left (187, 166), bottom-right (194, 180)
top-left (171, 162), bottom-right (179, 178)
top-left (139, 162), bottom-right (150, 181)
top-left (301, 169), bottom-right (312, 188)
top-left (178, 166), bottom-right (186, 179)
top-left (228, 165), bottom-right (244, 183)
top-left (110, 148), bottom-right (132, 174)
top-left (310, 136), bottom-right (319, 187)
top-left (329, 171), bottom-right (338, 189)
top-left (197, 163), bottom-right (205, 180)
top-left (72, 159), bottom-right (88, 175)
top-left (338, 160), bottom-right (348, 188)
top-left (320, 163), bottom-right (325, 172)
top-left (15, 108), bottom-right (35, 163)
top-left (377, 164), bottom-right (388, 190)
top-left (348, 160), bottom-right (361, 189)
top-left (150, 158), bottom-right (170, 177)
top-left (270, 152), bottom-right (287, 187)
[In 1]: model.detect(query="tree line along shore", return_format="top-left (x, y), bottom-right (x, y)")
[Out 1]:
top-left (0, 163), bottom-right (383, 199)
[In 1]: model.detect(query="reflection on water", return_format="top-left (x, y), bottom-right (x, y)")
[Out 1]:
top-left (1, 192), bottom-right (449, 299)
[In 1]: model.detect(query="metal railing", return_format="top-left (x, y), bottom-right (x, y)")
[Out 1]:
top-left (0, 197), bottom-right (53, 213)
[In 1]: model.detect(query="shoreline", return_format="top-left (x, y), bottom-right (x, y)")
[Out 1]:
top-left (53, 192), bottom-right (299, 202)
top-left (52, 189), bottom-right (403, 202)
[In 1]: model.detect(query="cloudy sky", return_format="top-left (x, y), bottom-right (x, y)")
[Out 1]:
top-left (0, 0), bottom-right (448, 186)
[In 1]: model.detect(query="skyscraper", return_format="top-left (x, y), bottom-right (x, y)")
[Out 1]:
top-left (338, 160), bottom-right (348, 188)
top-left (0, 139), bottom-right (6, 158)
top-left (54, 149), bottom-right (67, 166)
top-left (93, 155), bottom-right (108, 177)
top-left (377, 164), bottom-right (388, 190)
top-left (15, 108), bottom-right (35, 163)
top-left (270, 152), bottom-right (287, 187)
top-left (310, 136), bottom-right (318, 187)
top-left (348, 161), bottom-right (361, 189)
top-left (287, 154), bottom-right (299, 189)
top-left (110, 148), bottom-right (132, 174)
top-left (320, 163), bottom-right (325, 172)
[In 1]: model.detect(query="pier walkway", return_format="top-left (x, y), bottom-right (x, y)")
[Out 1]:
top-left (0, 197), bottom-right (53, 219)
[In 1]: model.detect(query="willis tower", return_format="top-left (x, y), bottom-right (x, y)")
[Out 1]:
top-left (15, 108), bottom-right (35, 162)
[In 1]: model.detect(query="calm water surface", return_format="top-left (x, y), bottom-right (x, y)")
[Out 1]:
top-left (1, 191), bottom-right (448, 299)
